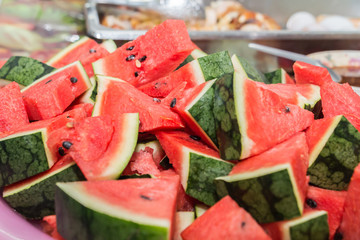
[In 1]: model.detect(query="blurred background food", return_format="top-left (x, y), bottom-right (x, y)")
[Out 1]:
top-left (0, 0), bottom-right (85, 62)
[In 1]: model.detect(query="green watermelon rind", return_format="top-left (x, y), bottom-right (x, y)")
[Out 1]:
top-left (56, 182), bottom-right (171, 240)
top-left (284, 210), bottom-right (329, 240)
top-left (197, 51), bottom-right (234, 81)
top-left (307, 115), bottom-right (360, 191)
top-left (231, 54), bottom-right (267, 83)
top-left (0, 128), bottom-right (56, 187)
top-left (180, 147), bottom-right (234, 206)
top-left (3, 161), bottom-right (85, 219)
top-left (185, 79), bottom-right (218, 150)
top-left (215, 163), bottom-right (304, 223)
top-left (0, 56), bottom-right (55, 86)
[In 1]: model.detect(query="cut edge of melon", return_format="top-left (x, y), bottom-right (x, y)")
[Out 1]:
top-left (216, 163), bottom-right (304, 214)
top-left (91, 75), bottom-right (126, 116)
top-left (233, 70), bottom-right (253, 159)
top-left (308, 115), bottom-right (342, 166)
top-left (101, 40), bottom-right (117, 53)
top-left (189, 60), bottom-right (206, 85)
top-left (47, 37), bottom-right (90, 66)
top-left (281, 210), bottom-right (328, 240)
top-left (99, 113), bottom-right (139, 180)
top-left (3, 161), bottom-right (76, 197)
top-left (56, 181), bottom-right (172, 228)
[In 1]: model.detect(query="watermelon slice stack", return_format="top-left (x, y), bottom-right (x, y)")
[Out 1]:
top-left (1, 19), bottom-right (360, 240)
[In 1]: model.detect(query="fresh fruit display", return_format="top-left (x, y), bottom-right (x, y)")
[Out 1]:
top-left (1, 19), bottom-right (360, 240)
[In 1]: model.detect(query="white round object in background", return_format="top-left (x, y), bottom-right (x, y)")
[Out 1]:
top-left (319, 15), bottom-right (356, 31)
top-left (286, 11), bottom-right (316, 31)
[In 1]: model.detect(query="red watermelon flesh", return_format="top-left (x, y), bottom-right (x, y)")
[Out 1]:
top-left (338, 164), bottom-right (360, 240)
top-left (255, 81), bottom-right (320, 107)
top-left (155, 130), bottom-right (221, 175)
top-left (93, 20), bottom-right (195, 87)
top-left (48, 37), bottom-right (110, 78)
top-left (242, 77), bottom-right (314, 158)
top-left (305, 186), bottom-right (347, 240)
top-left (46, 116), bottom-right (113, 162)
top-left (95, 77), bottom-right (184, 132)
top-left (138, 62), bottom-right (200, 98)
top-left (161, 81), bottom-right (188, 108)
top-left (321, 80), bottom-right (360, 131)
top-left (41, 215), bottom-right (65, 240)
top-left (82, 177), bottom-right (180, 238)
top-left (0, 82), bottom-right (29, 134)
top-left (293, 61), bottom-right (332, 86)
top-left (181, 196), bottom-right (271, 240)
top-left (122, 149), bottom-right (160, 176)
top-left (22, 62), bottom-right (91, 120)
top-left (230, 132), bottom-right (309, 204)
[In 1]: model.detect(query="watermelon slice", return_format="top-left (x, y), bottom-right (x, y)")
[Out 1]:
top-left (138, 51), bottom-right (234, 98)
top-left (93, 19), bottom-right (195, 87)
top-left (338, 163), bottom-right (360, 240)
top-left (55, 177), bottom-right (180, 240)
top-left (122, 149), bottom-right (160, 176)
top-left (0, 82), bottom-right (29, 134)
top-left (0, 56), bottom-right (55, 86)
top-left (255, 82), bottom-right (321, 109)
top-left (134, 140), bottom-right (166, 169)
top-left (92, 75), bottom-right (184, 132)
top-left (264, 68), bottom-right (295, 84)
top-left (293, 61), bottom-right (333, 85)
top-left (305, 186), bottom-right (347, 239)
top-left (3, 156), bottom-right (85, 219)
top-left (41, 215), bottom-right (65, 240)
top-left (176, 48), bottom-right (207, 70)
top-left (48, 113), bottom-right (139, 180)
top-left (262, 209), bottom-right (329, 240)
top-left (156, 130), bottom-right (234, 206)
top-left (47, 36), bottom-right (112, 77)
top-left (306, 115), bottom-right (360, 190)
top-left (21, 61), bottom-right (91, 120)
top-left (215, 133), bottom-right (309, 223)
top-left (181, 196), bottom-right (271, 240)
top-left (321, 80), bottom-right (360, 131)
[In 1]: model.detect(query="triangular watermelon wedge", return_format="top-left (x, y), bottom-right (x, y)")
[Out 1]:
top-left (92, 75), bottom-right (184, 132)
top-left (93, 19), bottom-right (195, 87)
top-left (55, 177), bottom-right (180, 240)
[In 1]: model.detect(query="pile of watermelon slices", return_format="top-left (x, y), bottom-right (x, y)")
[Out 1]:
top-left (2, 19), bottom-right (360, 240)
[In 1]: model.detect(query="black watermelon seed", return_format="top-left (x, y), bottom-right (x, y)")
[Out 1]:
top-left (45, 79), bottom-right (52, 84)
top-left (190, 135), bottom-right (201, 141)
top-left (305, 198), bottom-right (317, 208)
top-left (153, 98), bottom-right (161, 103)
top-left (134, 71), bottom-right (139, 77)
top-left (170, 98), bottom-right (177, 108)
top-left (126, 46), bottom-right (135, 51)
top-left (285, 106), bottom-right (290, 113)
top-left (139, 55), bottom-right (147, 62)
top-left (241, 222), bottom-right (246, 228)
top-left (89, 48), bottom-right (96, 53)
top-left (66, 116), bottom-right (70, 118)
top-left (70, 77), bottom-right (78, 83)
top-left (334, 231), bottom-right (343, 240)
top-left (62, 141), bottom-right (73, 149)
top-left (140, 195), bottom-right (152, 200)
top-left (58, 147), bottom-right (65, 156)
top-left (126, 55), bottom-right (136, 61)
